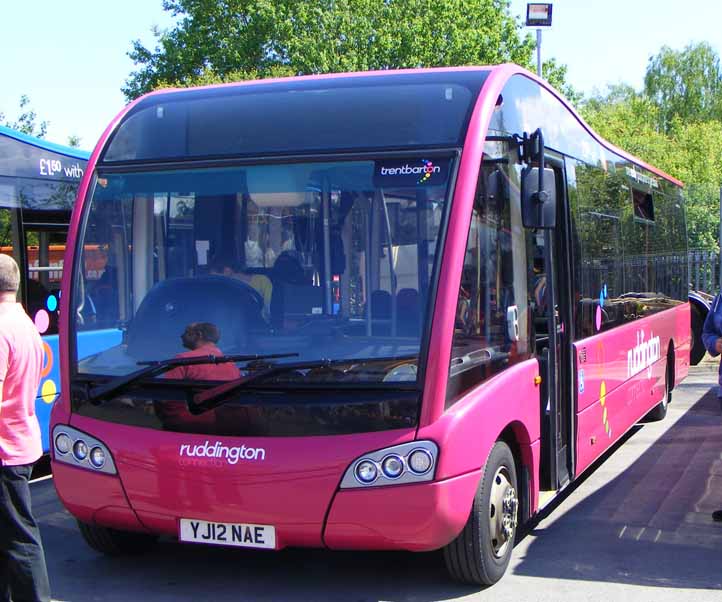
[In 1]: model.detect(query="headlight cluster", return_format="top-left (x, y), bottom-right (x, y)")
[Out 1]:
top-left (340, 441), bottom-right (438, 489)
top-left (52, 426), bottom-right (117, 475)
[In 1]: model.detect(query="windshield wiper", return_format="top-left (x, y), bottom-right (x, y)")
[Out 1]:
top-left (87, 353), bottom-right (299, 404)
top-left (190, 354), bottom-right (418, 414)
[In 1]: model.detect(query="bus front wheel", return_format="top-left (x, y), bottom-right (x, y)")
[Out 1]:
top-left (77, 521), bottom-right (157, 556)
top-left (443, 441), bottom-right (519, 586)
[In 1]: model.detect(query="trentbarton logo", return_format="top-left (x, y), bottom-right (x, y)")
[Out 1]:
top-left (179, 441), bottom-right (266, 465)
top-left (378, 159), bottom-right (442, 184)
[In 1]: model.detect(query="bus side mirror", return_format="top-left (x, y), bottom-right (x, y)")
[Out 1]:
top-left (522, 167), bottom-right (557, 229)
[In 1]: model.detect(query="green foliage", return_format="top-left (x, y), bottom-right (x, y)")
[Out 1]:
top-left (581, 43), bottom-right (722, 253)
top-left (123, 0), bottom-right (575, 100)
top-left (644, 42), bottom-right (722, 132)
top-left (1, 95), bottom-right (48, 138)
top-left (581, 85), bottom-right (668, 169)
top-left (67, 135), bottom-right (82, 148)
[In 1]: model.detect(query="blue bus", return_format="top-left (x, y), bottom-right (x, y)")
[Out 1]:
top-left (0, 125), bottom-right (96, 452)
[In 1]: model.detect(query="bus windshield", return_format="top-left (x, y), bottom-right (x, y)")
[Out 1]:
top-left (74, 157), bottom-right (454, 386)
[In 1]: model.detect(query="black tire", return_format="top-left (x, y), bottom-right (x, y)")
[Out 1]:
top-left (77, 521), bottom-right (157, 556)
top-left (690, 302), bottom-right (707, 366)
top-left (646, 359), bottom-right (671, 421)
top-left (443, 441), bottom-right (519, 586)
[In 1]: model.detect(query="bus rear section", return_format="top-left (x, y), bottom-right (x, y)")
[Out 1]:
top-left (50, 66), bottom-right (689, 587)
top-left (0, 125), bottom-right (92, 452)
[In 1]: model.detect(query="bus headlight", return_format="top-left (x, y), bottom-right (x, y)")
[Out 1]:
top-left (73, 440), bottom-right (89, 461)
top-left (89, 447), bottom-right (106, 468)
top-left (340, 441), bottom-right (438, 489)
top-left (51, 426), bottom-right (117, 475)
top-left (381, 454), bottom-right (404, 479)
top-left (54, 433), bottom-right (72, 455)
top-left (408, 449), bottom-right (433, 475)
top-left (355, 460), bottom-right (378, 484)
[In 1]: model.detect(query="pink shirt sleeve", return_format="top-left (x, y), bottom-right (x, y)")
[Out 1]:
top-left (0, 335), bottom-right (9, 384)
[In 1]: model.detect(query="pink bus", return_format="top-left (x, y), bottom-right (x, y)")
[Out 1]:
top-left (50, 64), bottom-right (690, 585)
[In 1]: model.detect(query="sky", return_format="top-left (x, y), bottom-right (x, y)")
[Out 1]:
top-left (1, 0), bottom-right (721, 152)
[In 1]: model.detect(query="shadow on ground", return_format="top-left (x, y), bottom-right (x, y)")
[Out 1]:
top-left (34, 379), bottom-right (722, 600)
top-left (36, 485), bottom-right (475, 602)
top-left (512, 384), bottom-right (722, 590)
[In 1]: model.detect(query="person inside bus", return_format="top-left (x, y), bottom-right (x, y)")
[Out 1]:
top-left (88, 264), bottom-right (119, 326)
top-left (208, 252), bottom-right (272, 321)
top-left (154, 322), bottom-right (241, 433)
top-left (532, 252), bottom-right (548, 314)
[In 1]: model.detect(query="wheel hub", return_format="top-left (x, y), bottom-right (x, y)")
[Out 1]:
top-left (488, 466), bottom-right (518, 558)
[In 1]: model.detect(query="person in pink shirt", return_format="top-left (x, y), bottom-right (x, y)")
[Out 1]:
top-left (0, 254), bottom-right (51, 602)
top-left (154, 322), bottom-right (241, 433)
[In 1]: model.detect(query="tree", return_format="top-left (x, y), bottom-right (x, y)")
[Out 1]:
top-left (0, 95), bottom-right (48, 138)
top-left (581, 83), bottom-right (722, 251)
top-left (123, 0), bottom-right (576, 101)
top-left (644, 42), bottom-right (722, 132)
top-left (67, 135), bottom-right (82, 148)
top-left (580, 84), bottom-right (670, 169)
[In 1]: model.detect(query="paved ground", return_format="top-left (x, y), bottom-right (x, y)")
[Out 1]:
top-left (32, 363), bottom-right (722, 602)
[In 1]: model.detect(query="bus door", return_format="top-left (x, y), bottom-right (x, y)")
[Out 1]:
top-left (532, 152), bottom-right (573, 491)
top-left (19, 210), bottom-right (70, 335)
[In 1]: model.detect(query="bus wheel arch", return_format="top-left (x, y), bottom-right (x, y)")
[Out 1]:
top-left (442, 430), bottom-right (526, 586)
top-left (498, 423), bottom-right (533, 525)
top-left (646, 342), bottom-right (675, 421)
top-left (77, 521), bottom-right (157, 556)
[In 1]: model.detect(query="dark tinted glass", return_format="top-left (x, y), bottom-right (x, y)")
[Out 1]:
top-left (0, 176), bottom-right (79, 212)
top-left (569, 160), bottom-right (686, 341)
top-left (102, 72), bottom-right (487, 162)
top-left (633, 189), bottom-right (655, 221)
top-left (75, 158), bottom-right (453, 385)
top-left (446, 159), bottom-right (531, 405)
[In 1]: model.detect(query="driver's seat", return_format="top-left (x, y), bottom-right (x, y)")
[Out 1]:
top-left (126, 276), bottom-right (264, 360)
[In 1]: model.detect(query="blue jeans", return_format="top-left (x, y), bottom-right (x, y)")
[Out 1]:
top-left (0, 463), bottom-right (51, 602)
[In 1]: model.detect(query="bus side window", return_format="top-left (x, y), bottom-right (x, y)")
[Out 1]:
top-left (24, 227), bottom-right (66, 336)
top-left (446, 166), bottom-right (527, 404)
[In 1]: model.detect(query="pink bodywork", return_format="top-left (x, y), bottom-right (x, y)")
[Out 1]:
top-left (574, 303), bottom-right (690, 475)
top-left (51, 64), bottom-right (689, 552)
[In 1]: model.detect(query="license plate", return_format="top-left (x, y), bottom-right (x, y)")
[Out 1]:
top-left (179, 518), bottom-right (276, 549)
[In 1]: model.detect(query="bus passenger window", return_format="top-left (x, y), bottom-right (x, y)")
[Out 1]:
top-left (24, 228), bottom-right (66, 336)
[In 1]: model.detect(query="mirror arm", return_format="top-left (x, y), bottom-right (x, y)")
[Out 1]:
top-left (536, 128), bottom-right (545, 192)
top-left (533, 128), bottom-right (548, 224)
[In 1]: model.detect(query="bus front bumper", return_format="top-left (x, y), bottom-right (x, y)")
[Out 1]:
top-left (52, 458), bottom-right (481, 552)
top-left (324, 470), bottom-right (480, 551)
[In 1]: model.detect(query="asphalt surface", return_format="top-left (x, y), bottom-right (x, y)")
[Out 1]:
top-left (32, 363), bottom-right (722, 602)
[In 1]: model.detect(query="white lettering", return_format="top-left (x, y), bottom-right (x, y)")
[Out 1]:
top-left (63, 163), bottom-right (84, 179)
top-left (625, 166), bottom-right (659, 189)
top-left (179, 441), bottom-right (266, 464)
top-left (627, 330), bottom-right (661, 379)
top-left (39, 159), bottom-right (83, 179)
top-left (379, 164), bottom-right (442, 176)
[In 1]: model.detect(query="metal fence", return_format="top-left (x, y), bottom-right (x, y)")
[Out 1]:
top-left (579, 250), bottom-right (720, 297)
top-left (689, 248), bottom-right (720, 294)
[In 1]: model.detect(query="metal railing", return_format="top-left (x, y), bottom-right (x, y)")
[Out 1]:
top-left (689, 248), bottom-right (720, 294)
